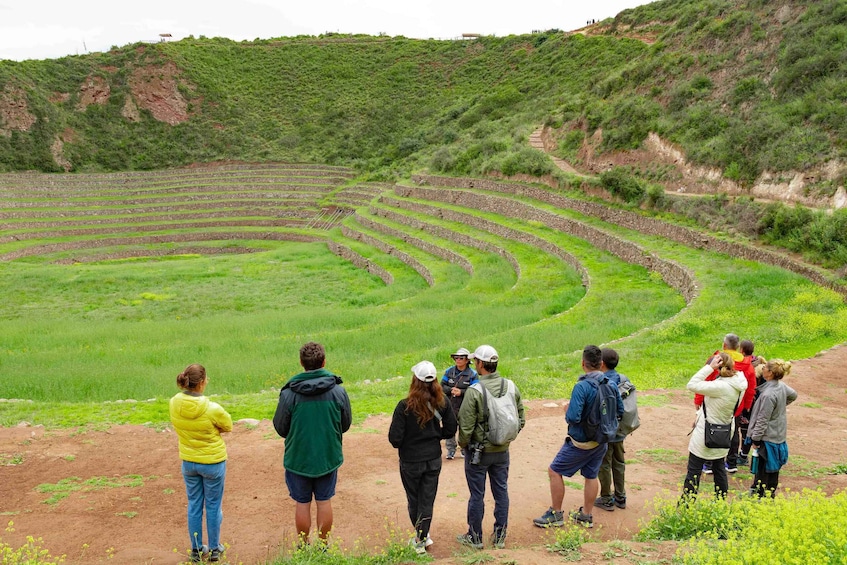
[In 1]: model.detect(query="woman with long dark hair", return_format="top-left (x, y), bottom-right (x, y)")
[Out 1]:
top-left (169, 364), bottom-right (233, 563)
top-left (388, 361), bottom-right (457, 555)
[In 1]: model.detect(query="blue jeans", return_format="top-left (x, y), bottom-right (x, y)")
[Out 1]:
top-left (464, 450), bottom-right (509, 542)
top-left (182, 460), bottom-right (226, 551)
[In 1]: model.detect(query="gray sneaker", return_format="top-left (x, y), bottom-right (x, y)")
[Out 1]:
top-left (533, 507), bottom-right (565, 528)
top-left (569, 506), bottom-right (594, 528)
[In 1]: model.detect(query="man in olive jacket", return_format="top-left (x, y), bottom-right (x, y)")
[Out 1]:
top-left (457, 345), bottom-right (525, 550)
top-left (273, 342), bottom-right (352, 546)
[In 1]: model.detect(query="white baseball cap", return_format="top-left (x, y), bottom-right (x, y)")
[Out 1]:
top-left (412, 360), bottom-right (438, 382)
top-left (469, 345), bottom-right (499, 363)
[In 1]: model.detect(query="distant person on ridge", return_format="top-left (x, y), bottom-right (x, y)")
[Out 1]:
top-left (273, 342), bottom-right (352, 547)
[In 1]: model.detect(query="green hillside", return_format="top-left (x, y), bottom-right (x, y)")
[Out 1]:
top-left (1, 0), bottom-right (844, 185)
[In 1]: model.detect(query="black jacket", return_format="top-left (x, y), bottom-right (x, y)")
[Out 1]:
top-left (388, 398), bottom-right (457, 462)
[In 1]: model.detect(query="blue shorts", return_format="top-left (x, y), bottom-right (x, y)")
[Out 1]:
top-left (285, 469), bottom-right (338, 503)
top-left (549, 437), bottom-right (607, 479)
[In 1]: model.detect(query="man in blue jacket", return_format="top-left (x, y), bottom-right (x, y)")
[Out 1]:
top-left (533, 345), bottom-right (623, 529)
top-left (273, 342), bottom-right (352, 546)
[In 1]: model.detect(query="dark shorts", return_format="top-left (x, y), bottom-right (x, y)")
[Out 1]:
top-left (549, 437), bottom-right (607, 479)
top-left (285, 469), bottom-right (338, 503)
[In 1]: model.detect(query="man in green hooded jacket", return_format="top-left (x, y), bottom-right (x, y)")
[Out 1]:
top-left (274, 342), bottom-right (352, 546)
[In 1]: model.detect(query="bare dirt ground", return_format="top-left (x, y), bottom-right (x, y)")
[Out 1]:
top-left (2, 345), bottom-right (846, 564)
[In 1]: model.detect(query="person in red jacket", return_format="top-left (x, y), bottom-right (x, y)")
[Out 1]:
top-left (695, 334), bottom-right (756, 474)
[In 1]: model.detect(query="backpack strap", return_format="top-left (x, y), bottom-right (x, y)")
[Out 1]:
top-left (470, 382), bottom-right (490, 440)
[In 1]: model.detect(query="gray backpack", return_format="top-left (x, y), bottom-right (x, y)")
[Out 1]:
top-left (471, 378), bottom-right (520, 446)
top-left (617, 375), bottom-right (640, 436)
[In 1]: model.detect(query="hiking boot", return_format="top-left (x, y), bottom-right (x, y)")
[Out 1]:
top-left (614, 497), bottom-right (627, 509)
top-left (569, 507), bottom-right (594, 528)
top-left (456, 533), bottom-right (483, 549)
top-left (210, 548), bottom-right (223, 563)
top-left (726, 462), bottom-right (738, 474)
top-left (703, 463), bottom-right (713, 475)
top-left (594, 497), bottom-right (616, 512)
top-left (737, 454), bottom-right (749, 466)
top-left (189, 549), bottom-right (202, 563)
top-left (533, 507), bottom-right (565, 528)
top-left (491, 530), bottom-right (506, 549)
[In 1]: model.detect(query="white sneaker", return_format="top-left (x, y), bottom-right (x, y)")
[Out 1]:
top-left (425, 535), bottom-right (434, 547)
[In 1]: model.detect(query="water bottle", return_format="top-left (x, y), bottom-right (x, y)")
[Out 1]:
top-left (750, 447), bottom-right (759, 474)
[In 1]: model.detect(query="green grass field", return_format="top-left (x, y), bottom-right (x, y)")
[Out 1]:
top-left (1, 167), bottom-right (845, 428)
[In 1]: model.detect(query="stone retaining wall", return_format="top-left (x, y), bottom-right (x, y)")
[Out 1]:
top-left (398, 184), bottom-right (698, 303)
top-left (326, 242), bottom-right (393, 285)
top-left (368, 205), bottom-right (521, 278)
top-left (413, 175), bottom-right (847, 300)
top-left (355, 213), bottom-right (474, 276)
top-left (341, 225), bottom-right (434, 286)
top-left (0, 232), bottom-right (323, 261)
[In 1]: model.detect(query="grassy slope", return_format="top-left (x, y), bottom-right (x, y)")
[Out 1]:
top-left (1, 0), bottom-right (843, 183)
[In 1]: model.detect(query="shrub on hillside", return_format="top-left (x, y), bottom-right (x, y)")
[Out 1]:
top-left (499, 147), bottom-right (554, 177)
top-left (600, 167), bottom-right (646, 203)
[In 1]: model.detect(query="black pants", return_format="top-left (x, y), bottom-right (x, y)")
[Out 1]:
top-left (399, 456), bottom-right (442, 541)
top-left (682, 452), bottom-right (728, 501)
top-left (751, 448), bottom-right (779, 498)
top-left (726, 415), bottom-right (743, 467)
top-left (738, 410), bottom-right (752, 457)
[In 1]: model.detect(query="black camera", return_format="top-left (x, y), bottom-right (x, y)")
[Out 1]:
top-left (468, 442), bottom-right (484, 465)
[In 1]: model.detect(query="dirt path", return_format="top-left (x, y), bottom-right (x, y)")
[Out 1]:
top-left (2, 345), bottom-right (846, 564)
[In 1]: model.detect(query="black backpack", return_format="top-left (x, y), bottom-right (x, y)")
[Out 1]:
top-left (582, 374), bottom-right (620, 444)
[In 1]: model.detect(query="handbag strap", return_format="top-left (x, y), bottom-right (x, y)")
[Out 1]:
top-left (702, 392), bottom-right (740, 424)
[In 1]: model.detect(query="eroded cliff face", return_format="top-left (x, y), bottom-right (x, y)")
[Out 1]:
top-left (0, 85), bottom-right (37, 136)
top-left (126, 61), bottom-right (194, 126)
top-left (549, 124), bottom-right (845, 210)
top-left (33, 59), bottom-right (198, 170)
top-left (77, 75), bottom-right (111, 110)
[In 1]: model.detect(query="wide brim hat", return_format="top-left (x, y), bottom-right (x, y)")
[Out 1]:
top-left (451, 347), bottom-right (471, 359)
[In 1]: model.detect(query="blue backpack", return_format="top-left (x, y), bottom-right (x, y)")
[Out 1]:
top-left (582, 375), bottom-right (620, 444)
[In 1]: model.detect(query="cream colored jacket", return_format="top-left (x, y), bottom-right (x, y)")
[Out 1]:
top-left (169, 392), bottom-right (232, 464)
top-left (686, 365), bottom-right (748, 460)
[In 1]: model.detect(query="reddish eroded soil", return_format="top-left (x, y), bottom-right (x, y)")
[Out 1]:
top-left (1, 345), bottom-right (846, 564)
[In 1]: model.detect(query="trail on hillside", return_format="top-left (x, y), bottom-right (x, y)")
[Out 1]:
top-left (2, 345), bottom-right (846, 564)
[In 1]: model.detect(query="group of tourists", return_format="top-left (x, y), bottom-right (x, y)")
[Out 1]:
top-left (167, 335), bottom-right (796, 561)
top-left (682, 333), bottom-right (796, 502)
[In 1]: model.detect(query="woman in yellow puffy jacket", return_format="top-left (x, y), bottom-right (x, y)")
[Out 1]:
top-left (169, 364), bottom-right (232, 563)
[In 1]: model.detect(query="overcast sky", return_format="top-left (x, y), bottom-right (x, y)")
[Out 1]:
top-left (0, 0), bottom-right (656, 62)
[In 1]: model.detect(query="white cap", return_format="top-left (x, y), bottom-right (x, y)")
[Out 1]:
top-left (469, 345), bottom-right (499, 363)
top-left (451, 347), bottom-right (471, 358)
top-left (412, 360), bottom-right (438, 382)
